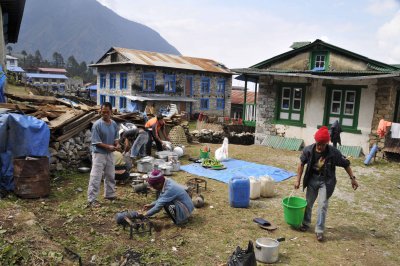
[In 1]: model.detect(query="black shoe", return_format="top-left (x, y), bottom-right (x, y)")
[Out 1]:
top-left (299, 224), bottom-right (309, 232)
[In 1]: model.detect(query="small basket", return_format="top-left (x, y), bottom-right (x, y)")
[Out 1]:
top-left (199, 150), bottom-right (210, 159)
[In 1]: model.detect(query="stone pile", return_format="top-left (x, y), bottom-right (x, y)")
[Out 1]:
top-left (48, 130), bottom-right (92, 171)
top-left (190, 129), bottom-right (255, 145)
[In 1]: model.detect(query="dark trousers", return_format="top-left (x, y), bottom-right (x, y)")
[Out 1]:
top-left (146, 130), bottom-right (152, 156)
top-left (164, 202), bottom-right (177, 224)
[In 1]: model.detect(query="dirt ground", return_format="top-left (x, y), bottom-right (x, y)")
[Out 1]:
top-left (1, 143), bottom-right (399, 265)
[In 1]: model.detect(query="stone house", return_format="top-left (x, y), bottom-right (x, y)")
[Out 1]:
top-left (90, 47), bottom-right (232, 117)
top-left (233, 39), bottom-right (400, 154)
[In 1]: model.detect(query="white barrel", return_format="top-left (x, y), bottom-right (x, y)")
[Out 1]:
top-left (249, 176), bottom-right (261, 199)
top-left (260, 175), bottom-right (275, 198)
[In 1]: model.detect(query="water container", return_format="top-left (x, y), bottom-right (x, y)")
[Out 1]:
top-left (229, 176), bottom-right (250, 208)
top-left (260, 175), bottom-right (275, 198)
top-left (249, 176), bottom-right (261, 199)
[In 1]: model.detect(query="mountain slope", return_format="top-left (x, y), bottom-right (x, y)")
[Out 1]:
top-left (11, 0), bottom-right (180, 63)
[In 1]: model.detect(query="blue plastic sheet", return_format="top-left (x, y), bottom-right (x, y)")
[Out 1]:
top-left (0, 65), bottom-right (6, 103)
top-left (181, 159), bottom-right (296, 183)
top-left (0, 113), bottom-right (50, 191)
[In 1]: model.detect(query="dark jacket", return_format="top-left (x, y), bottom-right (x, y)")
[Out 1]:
top-left (300, 144), bottom-right (350, 198)
top-left (330, 120), bottom-right (342, 145)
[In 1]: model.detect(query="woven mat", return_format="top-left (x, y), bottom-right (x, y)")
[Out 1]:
top-left (168, 126), bottom-right (188, 146)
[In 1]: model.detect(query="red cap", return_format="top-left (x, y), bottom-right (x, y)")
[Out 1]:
top-left (314, 126), bottom-right (330, 143)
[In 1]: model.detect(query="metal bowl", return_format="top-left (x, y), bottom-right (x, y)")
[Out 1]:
top-left (78, 167), bottom-right (91, 173)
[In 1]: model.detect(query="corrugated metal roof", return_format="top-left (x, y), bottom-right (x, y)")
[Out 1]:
top-left (94, 47), bottom-right (232, 74)
top-left (6, 55), bottom-right (18, 60)
top-left (125, 94), bottom-right (197, 102)
top-left (231, 90), bottom-right (257, 104)
top-left (261, 135), bottom-right (304, 151)
top-left (337, 145), bottom-right (363, 158)
top-left (26, 73), bottom-right (68, 79)
top-left (38, 67), bottom-right (67, 73)
top-left (7, 66), bottom-right (24, 72)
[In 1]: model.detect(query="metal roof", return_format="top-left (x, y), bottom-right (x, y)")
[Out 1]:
top-left (125, 94), bottom-right (197, 102)
top-left (38, 67), bottom-right (67, 73)
top-left (86, 85), bottom-right (97, 91)
top-left (6, 55), bottom-right (18, 60)
top-left (260, 135), bottom-right (304, 151)
top-left (92, 47), bottom-right (232, 75)
top-left (337, 145), bottom-right (363, 158)
top-left (7, 66), bottom-right (24, 72)
top-left (26, 73), bottom-right (68, 79)
top-left (231, 90), bottom-right (257, 104)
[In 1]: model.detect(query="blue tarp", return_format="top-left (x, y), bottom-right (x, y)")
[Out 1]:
top-left (181, 159), bottom-right (296, 184)
top-left (0, 65), bottom-right (6, 103)
top-left (0, 113), bottom-right (50, 191)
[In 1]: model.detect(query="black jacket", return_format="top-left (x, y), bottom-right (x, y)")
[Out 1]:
top-left (300, 144), bottom-right (350, 198)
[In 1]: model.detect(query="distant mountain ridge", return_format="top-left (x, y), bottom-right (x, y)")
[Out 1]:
top-left (11, 0), bottom-right (180, 63)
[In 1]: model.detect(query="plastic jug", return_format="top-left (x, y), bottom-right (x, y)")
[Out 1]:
top-left (249, 176), bottom-right (261, 199)
top-left (229, 176), bottom-right (250, 208)
top-left (260, 175), bottom-right (275, 198)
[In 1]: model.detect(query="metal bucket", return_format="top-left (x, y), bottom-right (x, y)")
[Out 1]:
top-left (13, 156), bottom-right (50, 199)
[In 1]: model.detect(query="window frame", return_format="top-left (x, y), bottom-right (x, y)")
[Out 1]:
top-left (119, 96), bottom-right (127, 109)
top-left (323, 86), bottom-right (362, 133)
top-left (200, 98), bottom-right (209, 110)
top-left (310, 51), bottom-right (329, 71)
top-left (201, 77), bottom-right (210, 94)
top-left (109, 73), bottom-right (116, 89)
top-left (120, 72), bottom-right (127, 90)
top-left (274, 84), bottom-right (307, 127)
top-left (109, 95), bottom-right (116, 107)
top-left (142, 72), bottom-right (155, 92)
top-left (216, 98), bottom-right (225, 110)
top-left (164, 74), bottom-right (176, 93)
top-left (185, 75), bottom-right (194, 96)
top-left (99, 73), bottom-right (106, 89)
top-left (100, 95), bottom-right (106, 105)
top-left (217, 79), bottom-right (225, 96)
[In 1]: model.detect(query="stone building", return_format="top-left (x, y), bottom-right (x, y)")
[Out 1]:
top-left (90, 47), bottom-right (232, 117)
top-left (234, 39), bottom-right (400, 154)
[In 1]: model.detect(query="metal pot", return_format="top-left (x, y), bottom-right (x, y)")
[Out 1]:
top-left (255, 237), bottom-right (284, 264)
top-left (160, 165), bottom-right (172, 175)
top-left (137, 157), bottom-right (154, 173)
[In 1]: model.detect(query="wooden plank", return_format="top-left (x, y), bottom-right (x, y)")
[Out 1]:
top-left (61, 112), bottom-right (98, 134)
top-left (56, 119), bottom-right (93, 142)
top-left (47, 109), bottom-right (84, 129)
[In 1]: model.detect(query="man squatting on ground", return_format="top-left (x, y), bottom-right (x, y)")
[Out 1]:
top-left (139, 170), bottom-right (194, 225)
top-left (87, 102), bottom-right (120, 207)
top-left (295, 126), bottom-right (359, 241)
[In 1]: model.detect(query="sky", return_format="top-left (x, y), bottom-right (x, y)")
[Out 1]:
top-left (96, 0), bottom-right (400, 87)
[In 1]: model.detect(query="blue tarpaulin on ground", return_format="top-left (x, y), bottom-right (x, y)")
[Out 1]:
top-left (0, 113), bottom-right (50, 191)
top-left (181, 159), bottom-right (296, 183)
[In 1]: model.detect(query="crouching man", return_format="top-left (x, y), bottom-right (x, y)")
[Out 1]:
top-left (141, 170), bottom-right (194, 225)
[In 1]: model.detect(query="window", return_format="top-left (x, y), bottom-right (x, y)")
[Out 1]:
top-left (201, 77), bottom-right (210, 94)
top-left (164, 74), bottom-right (176, 92)
top-left (120, 73), bottom-right (127, 89)
top-left (185, 76), bottom-right (193, 96)
top-left (120, 97), bottom-right (127, 109)
top-left (276, 85), bottom-right (306, 126)
top-left (142, 72), bottom-right (155, 92)
top-left (100, 73), bottom-right (106, 89)
top-left (110, 73), bottom-right (116, 89)
top-left (100, 95), bottom-right (106, 105)
top-left (43, 78), bottom-right (48, 82)
top-left (217, 79), bottom-right (225, 96)
top-left (109, 96), bottom-right (116, 107)
top-left (324, 86), bottom-right (361, 131)
top-left (216, 99), bottom-right (225, 110)
top-left (311, 51), bottom-right (328, 71)
top-left (200, 98), bottom-right (209, 110)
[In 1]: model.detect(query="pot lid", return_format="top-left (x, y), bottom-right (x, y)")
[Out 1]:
top-left (256, 238), bottom-right (279, 248)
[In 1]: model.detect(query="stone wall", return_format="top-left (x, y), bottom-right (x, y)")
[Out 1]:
top-left (255, 75), bottom-right (277, 144)
top-left (48, 129), bottom-right (92, 171)
top-left (370, 79), bottom-right (399, 149)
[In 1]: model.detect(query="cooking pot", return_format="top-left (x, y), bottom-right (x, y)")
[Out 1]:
top-left (160, 165), bottom-right (172, 175)
top-left (255, 237), bottom-right (285, 264)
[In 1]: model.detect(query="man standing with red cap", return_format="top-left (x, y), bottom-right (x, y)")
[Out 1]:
top-left (294, 126), bottom-right (358, 241)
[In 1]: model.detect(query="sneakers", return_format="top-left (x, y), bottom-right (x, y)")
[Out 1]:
top-left (87, 200), bottom-right (101, 208)
top-left (316, 233), bottom-right (324, 242)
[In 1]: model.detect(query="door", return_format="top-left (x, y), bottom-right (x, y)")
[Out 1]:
top-left (185, 76), bottom-right (193, 96)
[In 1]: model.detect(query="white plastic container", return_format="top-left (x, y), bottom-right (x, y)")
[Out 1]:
top-left (260, 175), bottom-right (275, 198)
top-left (249, 176), bottom-right (261, 199)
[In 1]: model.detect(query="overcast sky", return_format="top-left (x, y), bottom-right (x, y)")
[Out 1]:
top-left (97, 0), bottom-right (400, 86)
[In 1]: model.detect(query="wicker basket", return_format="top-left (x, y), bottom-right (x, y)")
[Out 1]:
top-left (168, 126), bottom-right (188, 146)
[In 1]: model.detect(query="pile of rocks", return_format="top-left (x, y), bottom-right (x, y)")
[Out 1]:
top-left (48, 129), bottom-right (92, 171)
top-left (190, 129), bottom-right (255, 145)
